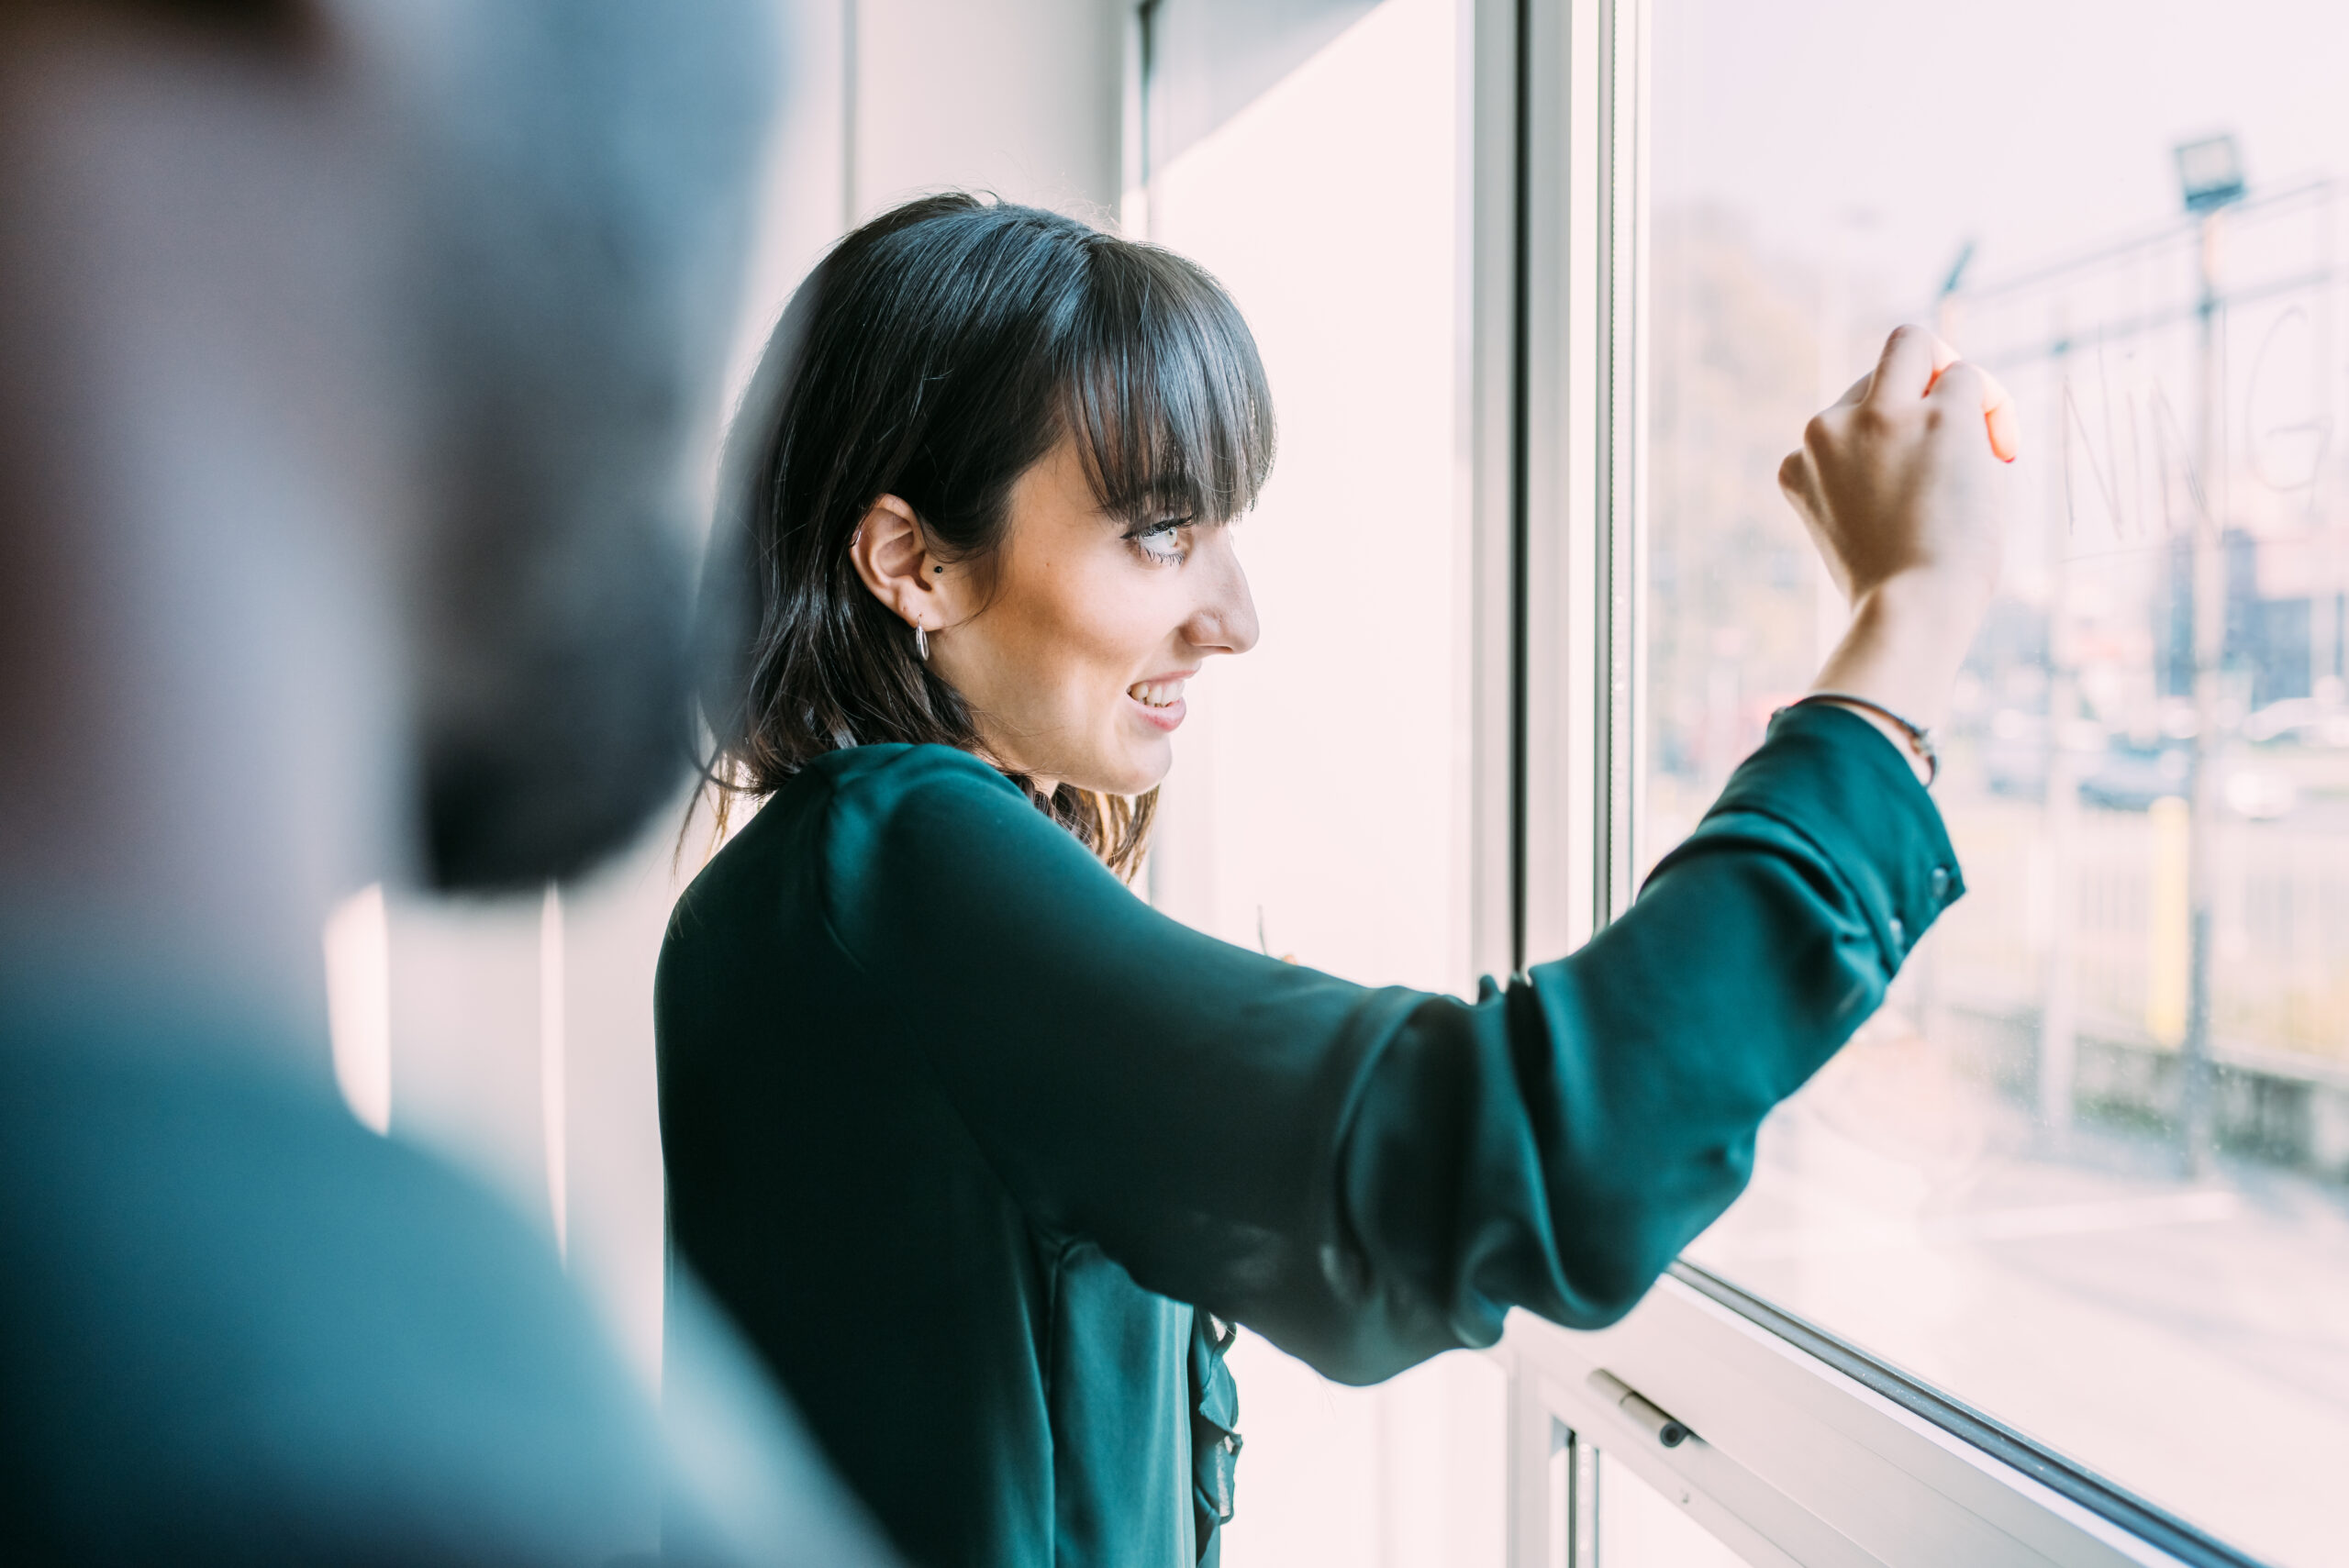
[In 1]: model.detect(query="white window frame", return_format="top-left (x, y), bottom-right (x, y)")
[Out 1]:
top-left (1494, 1267), bottom-right (2237, 1568)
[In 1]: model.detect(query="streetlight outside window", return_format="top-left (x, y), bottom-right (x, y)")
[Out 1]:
top-left (2176, 132), bottom-right (2245, 214)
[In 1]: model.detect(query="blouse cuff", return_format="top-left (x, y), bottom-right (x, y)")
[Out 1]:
top-left (1666, 702), bottom-right (1965, 973)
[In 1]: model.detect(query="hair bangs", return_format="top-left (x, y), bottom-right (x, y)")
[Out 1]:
top-left (1063, 245), bottom-right (1275, 528)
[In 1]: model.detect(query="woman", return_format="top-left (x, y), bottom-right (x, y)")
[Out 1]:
top-left (659, 194), bottom-right (2011, 1567)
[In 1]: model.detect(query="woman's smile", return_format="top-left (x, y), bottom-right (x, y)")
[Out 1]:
top-left (1126, 673), bottom-right (1193, 731)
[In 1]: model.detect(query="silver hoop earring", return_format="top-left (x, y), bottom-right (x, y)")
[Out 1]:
top-left (914, 623), bottom-right (930, 662)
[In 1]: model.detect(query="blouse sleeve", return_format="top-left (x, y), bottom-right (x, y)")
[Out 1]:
top-left (813, 704), bottom-right (1963, 1385)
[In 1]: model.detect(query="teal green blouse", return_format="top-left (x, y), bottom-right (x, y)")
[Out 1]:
top-left (655, 704), bottom-right (1961, 1568)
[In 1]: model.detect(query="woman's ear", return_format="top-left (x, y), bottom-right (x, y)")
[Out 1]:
top-left (848, 495), bottom-right (941, 630)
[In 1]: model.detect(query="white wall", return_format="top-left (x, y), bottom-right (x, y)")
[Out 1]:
top-left (852, 0), bottom-right (1124, 221)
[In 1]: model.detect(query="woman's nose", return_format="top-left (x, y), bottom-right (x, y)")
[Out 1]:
top-left (1186, 532), bottom-right (1259, 656)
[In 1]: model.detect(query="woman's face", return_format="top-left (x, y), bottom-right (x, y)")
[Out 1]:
top-left (927, 437), bottom-right (1259, 796)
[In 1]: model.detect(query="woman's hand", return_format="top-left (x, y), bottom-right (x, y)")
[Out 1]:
top-left (1779, 325), bottom-right (2017, 765)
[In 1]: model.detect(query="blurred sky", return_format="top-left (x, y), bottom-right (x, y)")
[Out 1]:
top-left (1654, 0), bottom-right (2349, 303)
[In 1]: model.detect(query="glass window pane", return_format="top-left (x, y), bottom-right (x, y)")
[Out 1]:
top-left (1646, 6), bottom-right (2349, 1563)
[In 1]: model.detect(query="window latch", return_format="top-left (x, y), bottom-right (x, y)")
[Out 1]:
top-left (1587, 1369), bottom-right (1694, 1449)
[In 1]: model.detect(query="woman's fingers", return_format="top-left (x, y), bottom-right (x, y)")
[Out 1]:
top-left (1851, 322), bottom-right (2021, 464)
top-left (1979, 367), bottom-right (2021, 462)
top-left (1777, 447), bottom-right (1811, 506)
top-left (1865, 324), bottom-right (1954, 407)
top-left (1927, 359), bottom-right (2022, 463)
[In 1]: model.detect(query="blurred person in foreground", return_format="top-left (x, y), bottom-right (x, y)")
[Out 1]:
top-left (0, 1), bottom-right (891, 1562)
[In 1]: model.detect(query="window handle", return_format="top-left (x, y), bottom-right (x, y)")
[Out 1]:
top-left (1587, 1369), bottom-right (1694, 1449)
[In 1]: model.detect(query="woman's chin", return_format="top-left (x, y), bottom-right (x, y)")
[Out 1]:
top-left (1075, 739), bottom-right (1172, 798)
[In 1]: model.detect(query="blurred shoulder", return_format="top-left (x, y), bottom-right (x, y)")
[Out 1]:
top-left (0, 1029), bottom-right (657, 1563)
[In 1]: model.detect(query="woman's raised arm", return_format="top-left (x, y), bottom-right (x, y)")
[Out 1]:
top-left (809, 702), bottom-right (1955, 1384)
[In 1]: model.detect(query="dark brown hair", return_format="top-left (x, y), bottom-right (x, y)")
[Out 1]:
top-left (693, 193), bottom-right (1275, 879)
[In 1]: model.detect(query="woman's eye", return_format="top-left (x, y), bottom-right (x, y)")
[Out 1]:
top-left (1130, 517), bottom-right (1193, 565)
